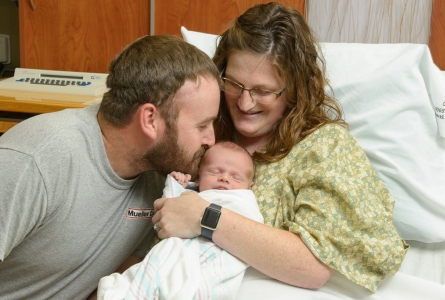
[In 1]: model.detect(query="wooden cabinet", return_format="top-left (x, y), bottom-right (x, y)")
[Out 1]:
top-left (17, 0), bottom-right (444, 72)
top-left (429, 0), bottom-right (445, 70)
top-left (153, 0), bottom-right (305, 36)
top-left (19, 0), bottom-right (150, 73)
top-left (18, 0), bottom-right (303, 73)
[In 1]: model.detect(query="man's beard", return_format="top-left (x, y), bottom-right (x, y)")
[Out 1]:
top-left (143, 125), bottom-right (206, 179)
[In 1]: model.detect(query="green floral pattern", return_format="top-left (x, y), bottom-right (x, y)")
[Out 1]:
top-left (252, 124), bottom-right (408, 292)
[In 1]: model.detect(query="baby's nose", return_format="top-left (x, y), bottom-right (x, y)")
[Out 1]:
top-left (218, 173), bottom-right (229, 182)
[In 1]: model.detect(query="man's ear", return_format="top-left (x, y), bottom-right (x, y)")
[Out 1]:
top-left (139, 103), bottom-right (162, 139)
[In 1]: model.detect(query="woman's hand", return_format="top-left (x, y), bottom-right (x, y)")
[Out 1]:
top-left (152, 192), bottom-right (209, 239)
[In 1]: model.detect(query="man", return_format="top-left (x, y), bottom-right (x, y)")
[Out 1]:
top-left (0, 35), bottom-right (221, 299)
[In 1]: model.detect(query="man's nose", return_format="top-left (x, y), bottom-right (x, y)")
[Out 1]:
top-left (202, 126), bottom-right (215, 147)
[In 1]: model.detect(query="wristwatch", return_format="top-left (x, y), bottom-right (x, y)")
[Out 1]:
top-left (200, 203), bottom-right (222, 240)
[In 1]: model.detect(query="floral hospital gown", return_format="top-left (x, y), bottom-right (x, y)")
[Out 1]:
top-left (252, 123), bottom-right (408, 292)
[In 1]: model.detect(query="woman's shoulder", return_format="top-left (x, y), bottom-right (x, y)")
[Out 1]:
top-left (293, 123), bottom-right (353, 151)
top-left (308, 123), bottom-right (350, 139)
top-left (282, 123), bottom-right (367, 168)
top-left (256, 124), bottom-right (355, 168)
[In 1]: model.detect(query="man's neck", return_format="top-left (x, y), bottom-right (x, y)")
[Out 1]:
top-left (97, 112), bottom-right (150, 179)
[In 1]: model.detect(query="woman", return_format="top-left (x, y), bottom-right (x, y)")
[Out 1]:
top-left (153, 2), bottom-right (408, 292)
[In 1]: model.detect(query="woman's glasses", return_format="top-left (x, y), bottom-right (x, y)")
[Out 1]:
top-left (221, 77), bottom-right (286, 104)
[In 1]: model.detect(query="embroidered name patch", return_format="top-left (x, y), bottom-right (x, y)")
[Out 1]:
top-left (126, 208), bottom-right (154, 219)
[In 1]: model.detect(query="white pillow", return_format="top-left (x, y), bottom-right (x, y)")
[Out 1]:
top-left (321, 43), bottom-right (445, 243)
top-left (180, 26), bottom-right (220, 58)
top-left (181, 26), bottom-right (445, 243)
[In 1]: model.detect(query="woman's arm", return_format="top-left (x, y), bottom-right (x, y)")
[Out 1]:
top-left (214, 207), bottom-right (333, 288)
top-left (152, 192), bottom-right (332, 289)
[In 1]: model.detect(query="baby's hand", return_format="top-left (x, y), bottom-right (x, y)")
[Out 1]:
top-left (170, 171), bottom-right (192, 188)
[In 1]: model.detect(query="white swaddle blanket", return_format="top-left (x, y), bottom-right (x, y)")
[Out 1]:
top-left (98, 175), bottom-right (264, 300)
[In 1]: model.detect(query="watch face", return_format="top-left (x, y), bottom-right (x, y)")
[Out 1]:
top-left (201, 207), bottom-right (221, 230)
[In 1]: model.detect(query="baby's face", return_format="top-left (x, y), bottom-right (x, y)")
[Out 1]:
top-left (197, 146), bottom-right (253, 191)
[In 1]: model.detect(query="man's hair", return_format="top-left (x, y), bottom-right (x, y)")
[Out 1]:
top-left (100, 35), bottom-right (222, 127)
top-left (202, 141), bottom-right (255, 180)
top-left (213, 2), bottom-right (347, 163)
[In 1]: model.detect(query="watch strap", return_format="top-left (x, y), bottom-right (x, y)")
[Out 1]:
top-left (200, 203), bottom-right (222, 240)
top-left (201, 227), bottom-right (214, 240)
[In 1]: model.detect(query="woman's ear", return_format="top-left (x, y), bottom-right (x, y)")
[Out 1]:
top-left (139, 103), bottom-right (163, 139)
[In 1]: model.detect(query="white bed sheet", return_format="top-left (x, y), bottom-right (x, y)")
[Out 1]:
top-left (237, 240), bottom-right (445, 300)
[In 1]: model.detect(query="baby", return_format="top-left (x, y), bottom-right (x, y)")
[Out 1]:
top-left (166, 139), bottom-right (255, 193)
top-left (98, 141), bottom-right (264, 300)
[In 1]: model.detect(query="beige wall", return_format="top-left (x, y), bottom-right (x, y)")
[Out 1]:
top-left (0, 0), bottom-right (20, 74)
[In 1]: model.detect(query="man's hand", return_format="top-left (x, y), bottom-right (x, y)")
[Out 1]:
top-left (152, 192), bottom-right (208, 239)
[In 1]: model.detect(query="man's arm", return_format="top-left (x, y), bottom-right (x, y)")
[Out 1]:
top-left (0, 151), bottom-right (47, 263)
top-left (86, 255), bottom-right (144, 300)
top-left (115, 255), bottom-right (144, 273)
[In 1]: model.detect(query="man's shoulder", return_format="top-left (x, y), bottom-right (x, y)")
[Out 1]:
top-left (0, 106), bottom-right (99, 155)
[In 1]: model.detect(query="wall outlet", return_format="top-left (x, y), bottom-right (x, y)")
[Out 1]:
top-left (0, 34), bottom-right (11, 64)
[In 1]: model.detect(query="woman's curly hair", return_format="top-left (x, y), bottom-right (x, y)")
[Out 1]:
top-left (213, 2), bottom-right (347, 163)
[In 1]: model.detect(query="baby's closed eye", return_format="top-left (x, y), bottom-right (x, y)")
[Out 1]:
top-left (206, 168), bottom-right (221, 175)
top-left (231, 174), bottom-right (243, 181)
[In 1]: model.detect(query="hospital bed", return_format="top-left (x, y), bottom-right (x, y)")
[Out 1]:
top-left (181, 27), bottom-right (445, 300)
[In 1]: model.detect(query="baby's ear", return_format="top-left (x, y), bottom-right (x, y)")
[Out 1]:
top-left (249, 181), bottom-right (254, 189)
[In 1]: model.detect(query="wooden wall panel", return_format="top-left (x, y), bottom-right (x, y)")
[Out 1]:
top-left (154, 0), bottom-right (305, 36)
top-left (19, 0), bottom-right (150, 73)
top-left (429, 0), bottom-right (445, 70)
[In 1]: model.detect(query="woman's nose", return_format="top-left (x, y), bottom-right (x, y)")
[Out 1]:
top-left (237, 90), bottom-right (256, 111)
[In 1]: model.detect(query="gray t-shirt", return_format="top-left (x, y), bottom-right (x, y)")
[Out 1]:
top-left (0, 105), bottom-right (165, 299)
